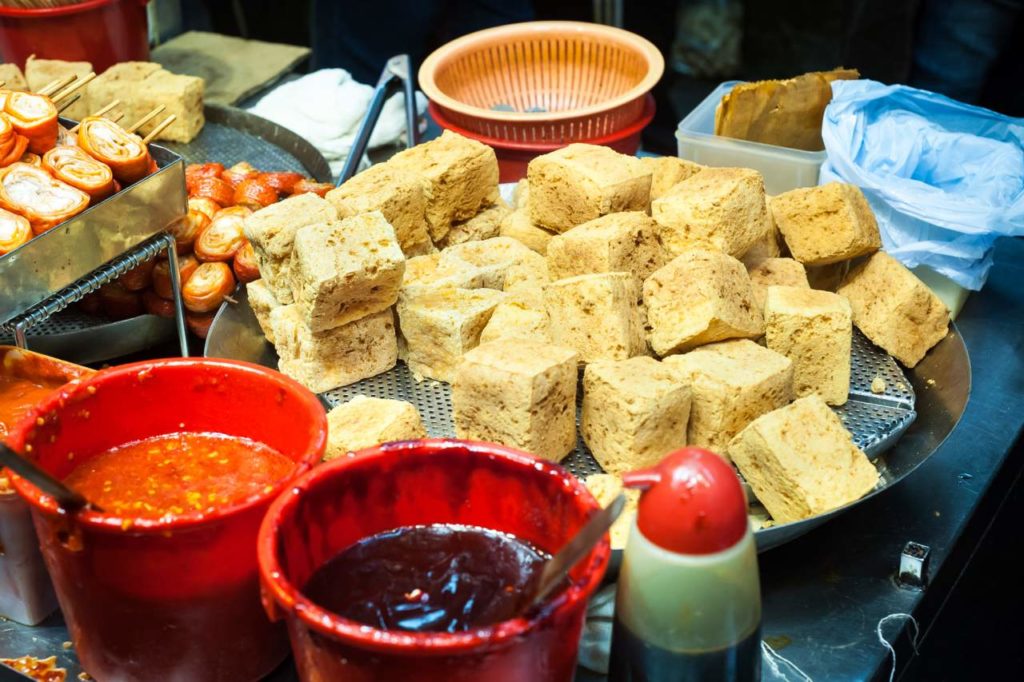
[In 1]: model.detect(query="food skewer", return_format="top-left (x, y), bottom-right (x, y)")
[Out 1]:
top-left (141, 114), bottom-right (177, 144)
top-left (107, 112), bottom-right (125, 124)
top-left (51, 72), bottom-right (96, 103)
top-left (57, 94), bottom-right (81, 114)
top-left (36, 73), bottom-right (77, 96)
top-left (126, 105), bottom-right (166, 135)
top-left (69, 100), bottom-right (121, 133)
top-left (0, 80), bottom-right (5, 89)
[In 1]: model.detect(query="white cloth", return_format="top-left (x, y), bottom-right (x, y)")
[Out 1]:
top-left (248, 68), bottom-right (427, 178)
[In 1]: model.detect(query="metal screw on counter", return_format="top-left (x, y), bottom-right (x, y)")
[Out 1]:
top-left (897, 541), bottom-right (931, 589)
top-left (609, 448), bottom-right (762, 681)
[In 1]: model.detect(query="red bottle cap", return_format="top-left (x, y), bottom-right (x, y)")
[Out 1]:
top-left (622, 448), bottom-right (748, 555)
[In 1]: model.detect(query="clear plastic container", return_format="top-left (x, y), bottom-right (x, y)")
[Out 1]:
top-left (675, 81), bottom-right (826, 195)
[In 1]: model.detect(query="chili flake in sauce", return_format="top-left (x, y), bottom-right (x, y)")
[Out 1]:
top-left (63, 432), bottom-right (294, 519)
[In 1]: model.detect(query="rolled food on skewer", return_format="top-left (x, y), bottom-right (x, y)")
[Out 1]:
top-left (168, 209), bottom-right (210, 255)
top-left (183, 262), bottom-right (236, 313)
top-left (0, 207), bottom-right (31, 256)
top-left (0, 162), bottom-right (90, 234)
top-left (194, 209), bottom-right (247, 262)
top-left (190, 175), bottom-right (233, 206)
top-left (76, 116), bottom-right (151, 185)
top-left (233, 176), bottom-right (278, 209)
top-left (153, 255), bottom-right (199, 300)
top-left (143, 289), bottom-right (177, 318)
top-left (187, 196), bottom-right (221, 220)
top-left (232, 242), bottom-right (260, 283)
top-left (42, 145), bottom-right (116, 202)
top-left (0, 115), bottom-right (29, 167)
top-left (3, 92), bottom-right (59, 154)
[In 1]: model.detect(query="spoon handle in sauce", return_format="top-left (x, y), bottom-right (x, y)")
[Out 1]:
top-left (0, 442), bottom-right (94, 512)
top-left (531, 493), bottom-right (626, 610)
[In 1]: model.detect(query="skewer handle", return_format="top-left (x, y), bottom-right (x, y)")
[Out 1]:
top-left (141, 114), bottom-right (177, 144)
top-left (126, 105), bottom-right (167, 134)
top-left (52, 71), bottom-right (96, 103)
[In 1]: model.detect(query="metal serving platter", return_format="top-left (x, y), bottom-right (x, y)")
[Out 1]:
top-left (205, 284), bottom-right (970, 552)
top-left (0, 141), bottom-right (185, 326)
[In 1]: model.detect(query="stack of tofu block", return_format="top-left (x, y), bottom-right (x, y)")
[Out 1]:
top-left (242, 128), bottom-right (951, 533)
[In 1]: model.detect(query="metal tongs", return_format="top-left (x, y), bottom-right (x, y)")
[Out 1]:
top-left (337, 54), bottom-right (418, 185)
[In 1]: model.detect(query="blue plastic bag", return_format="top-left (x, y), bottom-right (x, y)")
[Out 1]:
top-left (820, 80), bottom-right (1024, 290)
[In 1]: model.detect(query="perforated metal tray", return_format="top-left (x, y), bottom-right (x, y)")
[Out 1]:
top-left (205, 284), bottom-right (921, 551)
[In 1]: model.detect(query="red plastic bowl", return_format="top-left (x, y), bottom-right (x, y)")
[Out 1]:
top-left (8, 358), bottom-right (327, 682)
top-left (258, 439), bottom-right (611, 682)
top-left (0, 0), bottom-right (149, 74)
top-left (430, 93), bottom-right (656, 183)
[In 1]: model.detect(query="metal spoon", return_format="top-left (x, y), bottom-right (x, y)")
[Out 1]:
top-left (530, 493), bottom-right (626, 609)
top-left (0, 442), bottom-right (96, 512)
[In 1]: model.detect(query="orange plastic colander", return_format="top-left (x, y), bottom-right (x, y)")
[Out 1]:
top-left (419, 21), bottom-right (664, 144)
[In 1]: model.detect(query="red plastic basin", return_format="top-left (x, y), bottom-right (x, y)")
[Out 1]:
top-left (258, 439), bottom-right (611, 682)
top-left (8, 358), bottom-right (327, 682)
top-left (429, 93), bottom-right (656, 183)
top-left (0, 0), bottom-right (149, 74)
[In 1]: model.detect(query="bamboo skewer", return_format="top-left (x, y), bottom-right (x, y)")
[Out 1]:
top-left (57, 94), bottom-right (81, 113)
top-left (107, 112), bottom-right (125, 124)
top-left (126, 105), bottom-right (166, 134)
top-left (69, 100), bottom-right (121, 133)
top-left (52, 72), bottom-right (96, 103)
top-left (0, 80), bottom-right (7, 89)
top-left (141, 115), bottom-right (177, 144)
top-left (38, 73), bottom-right (77, 97)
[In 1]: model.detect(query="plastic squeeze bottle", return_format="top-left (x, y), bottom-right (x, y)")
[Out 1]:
top-left (608, 448), bottom-right (761, 681)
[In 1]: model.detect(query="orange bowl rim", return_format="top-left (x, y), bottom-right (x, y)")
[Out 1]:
top-left (418, 20), bottom-right (665, 123)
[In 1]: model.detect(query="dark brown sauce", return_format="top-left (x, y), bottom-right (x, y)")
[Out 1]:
top-left (302, 523), bottom-right (550, 633)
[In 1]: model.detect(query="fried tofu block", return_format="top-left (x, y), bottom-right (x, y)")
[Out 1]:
top-left (663, 339), bottom-right (793, 455)
top-left (388, 130), bottom-right (499, 242)
top-left (396, 287), bottom-right (505, 382)
top-left (452, 339), bottom-right (578, 461)
top-left (639, 156), bottom-right (704, 199)
top-left (246, 279), bottom-right (281, 344)
top-left (438, 203), bottom-right (511, 249)
top-left (836, 252), bottom-right (949, 367)
top-left (584, 473), bottom-right (641, 550)
top-left (290, 211), bottom-right (405, 332)
top-left (546, 212), bottom-right (668, 288)
top-left (440, 236), bottom-right (546, 290)
top-left (324, 396), bottom-right (427, 460)
top-left (0, 63), bottom-right (28, 92)
top-left (582, 357), bottom-right (692, 474)
top-left (770, 183), bottom-right (881, 265)
top-left (479, 287), bottom-right (550, 344)
top-left (243, 193), bottom-right (339, 304)
top-left (271, 306), bottom-right (397, 393)
top-left (643, 249), bottom-right (764, 356)
top-left (764, 286), bottom-right (852, 405)
top-left (544, 272), bottom-right (647, 363)
top-left (499, 208), bottom-right (556, 255)
top-left (89, 62), bottom-right (204, 142)
top-left (727, 395), bottom-right (879, 523)
top-left (326, 164), bottom-right (432, 256)
top-left (747, 257), bottom-right (809, 311)
top-left (528, 143), bottom-right (651, 232)
top-left (400, 252), bottom-right (487, 296)
top-left (652, 167), bottom-right (770, 259)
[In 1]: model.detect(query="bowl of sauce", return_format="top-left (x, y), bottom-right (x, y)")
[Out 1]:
top-left (258, 438), bottom-right (611, 682)
top-left (0, 346), bottom-right (92, 626)
top-left (7, 358), bottom-right (327, 682)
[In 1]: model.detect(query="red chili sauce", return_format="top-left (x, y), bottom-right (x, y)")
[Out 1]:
top-left (63, 432), bottom-right (295, 519)
top-left (0, 655), bottom-right (66, 682)
top-left (0, 373), bottom-right (64, 439)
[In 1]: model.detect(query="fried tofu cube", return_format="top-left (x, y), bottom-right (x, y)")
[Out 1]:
top-left (324, 396), bottom-right (427, 460)
top-left (388, 130), bottom-right (499, 242)
top-left (584, 473), bottom-right (641, 550)
top-left (747, 257), bottom-right (809, 311)
top-left (544, 272), bottom-right (647, 363)
top-left (438, 203), bottom-right (511, 248)
top-left (452, 339), bottom-right (578, 461)
top-left (326, 164), bottom-right (432, 256)
top-left (652, 167), bottom-right (770, 259)
top-left (727, 395), bottom-right (879, 523)
top-left (400, 252), bottom-right (486, 296)
top-left (243, 193), bottom-right (339, 304)
top-left (639, 156), bottom-right (704, 199)
top-left (741, 202), bottom-right (784, 267)
top-left (546, 212), bottom-right (668, 288)
top-left (836, 252), bottom-right (949, 367)
top-left (499, 208), bottom-right (556, 255)
top-left (397, 287), bottom-right (505, 382)
top-left (290, 211), bottom-right (405, 332)
top-left (528, 143), bottom-right (651, 232)
top-left (582, 357), bottom-right (692, 474)
top-left (764, 286), bottom-right (852, 405)
top-left (480, 287), bottom-right (550, 344)
top-left (246, 279), bottom-right (282, 344)
top-left (0, 63), bottom-right (28, 91)
top-left (90, 63), bottom-right (204, 142)
top-left (770, 182), bottom-right (882, 265)
top-left (512, 178), bottom-right (530, 209)
top-left (643, 249), bottom-right (764, 356)
top-left (440, 237), bottom-right (546, 290)
top-left (663, 339), bottom-right (793, 455)
top-left (270, 306), bottom-right (397, 393)
top-left (24, 57), bottom-right (91, 120)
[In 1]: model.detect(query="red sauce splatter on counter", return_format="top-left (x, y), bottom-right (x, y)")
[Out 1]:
top-left (63, 432), bottom-right (295, 519)
top-left (1, 655), bottom-right (67, 682)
